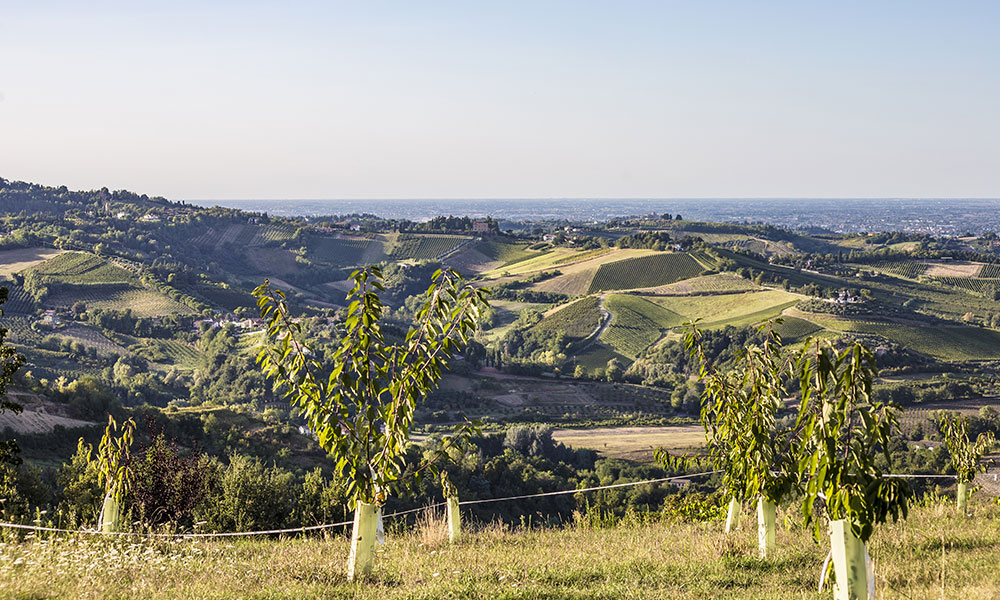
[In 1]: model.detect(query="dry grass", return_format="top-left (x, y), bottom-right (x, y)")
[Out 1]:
top-left (0, 247), bottom-right (66, 277)
top-left (553, 425), bottom-right (705, 460)
top-left (923, 261), bottom-right (982, 278)
top-left (1, 502), bottom-right (998, 599)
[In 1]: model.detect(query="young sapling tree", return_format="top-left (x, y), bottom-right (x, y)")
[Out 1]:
top-left (939, 412), bottom-right (995, 515)
top-left (677, 320), bottom-right (798, 557)
top-left (794, 340), bottom-right (911, 600)
top-left (254, 266), bottom-right (488, 580)
top-left (95, 415), bottom-right (136, 532)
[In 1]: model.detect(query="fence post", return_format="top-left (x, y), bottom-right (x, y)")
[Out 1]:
top-left (829, 519), bottom-right (869, 600)
top-left (957, 481), bottom-right (969, 515)
top-left (724, 498), bottom-right (741, 533)
top-left (447, 495), bottom-right (461, 543)
top-left (757, 497), bottom-right (775, 558)
top-left (347, 502), bottom-right (378, 581)
top-left (99, 492), bottom-right (121, 533)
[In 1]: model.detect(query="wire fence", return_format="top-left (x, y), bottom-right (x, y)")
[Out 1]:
top-left (0, 470), bottom-right (962, 540)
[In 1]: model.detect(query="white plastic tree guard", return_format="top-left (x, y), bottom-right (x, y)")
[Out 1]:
top-left (957, 481), bottom-right (969, 514)
top-left (828, 519), bottom-right (871, 600)
top-left (99, 492), bottom-right (121, 533)
top-left (447, 495), bottom-right (461, 543)
top-left (724, 498), bottom-right (741, 533)
top-left (347, 502), bottom-right (378, 581)
top-left (757, 498), bottom-right (776, 558)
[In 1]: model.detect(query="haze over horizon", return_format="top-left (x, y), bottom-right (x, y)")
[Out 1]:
top-left (3, 1), bottom-right (999, 200)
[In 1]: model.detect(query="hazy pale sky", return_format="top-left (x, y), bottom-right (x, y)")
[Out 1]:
top-left (2, 1), bottom-right (999, 199)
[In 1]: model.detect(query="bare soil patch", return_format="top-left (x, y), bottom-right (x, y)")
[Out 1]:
top-left (0, 247), bottom-right (66, 277)
top-left (923, 261), bottom-right (982, 278)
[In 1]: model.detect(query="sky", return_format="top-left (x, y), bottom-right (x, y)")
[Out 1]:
top-left (1, 1), bottom-right (999, 200)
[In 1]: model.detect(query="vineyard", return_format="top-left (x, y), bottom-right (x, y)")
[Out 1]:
top-left (0, 284), bottom-right (37, 314)
top-left (259, 224), bottom-right (298, 243)
top-left (808, 315), bottom-right (1000, 361)
top-left (588, 253), bottom-right (703, 292)
top-left (2, 316), bottom-right (42, 345)
top-left (47, 285), bottom-right (194, 317)
top-left (978, 263), bottom-right (1000, 278)
top-left (155, 339), bottom-right (202, 369)
top-left (601, 295), bottom-right (685, 359)
top-left (933, 277), bottom-right (999, 296)
top-left (572, 344), bottom-right (629, 373)
top-left (26, 252), bottom-right (139, 285)
top-left (772, 316), bottom-right (824, 342)
top-left (536, 296), bottom-right (603, 340)
top-left (308, 234), bottom-right (373, 265)
top-left (55, 326), bottom-right (127, 356)
top-left (869, 261), bottom-right (928, 279)
top-left (388, 234), bottom-right (470, 260)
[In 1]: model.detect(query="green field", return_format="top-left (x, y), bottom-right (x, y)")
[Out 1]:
top-left (25, 252), bottom-right (139, 285)
top-left (588, 253), bottom-right (704, 293)
top-left (47, 285), bottom-right (194, 317)
top-left (2, 502), bottom-right (998, 599)
top-left (803, 314), bottom-right (1000, 361)
top-left (933, 277), bottom-right (998, 296)
top-left (601, 295), bottom-right (685, 359)
top-left (772, 316), bottom-right (824, 342)
top-left (652, 273), bottom-right (759, 295)
top-left (649, 290), bottom-right (801, 329)
top-left (474, 240), bottom-right (536, 265)
top-left (572, 343), bottom-right (630, 373)
top-left (536, 296), bottom-right (603, 340)
top-left (388, 234), bottom-right (470, 260)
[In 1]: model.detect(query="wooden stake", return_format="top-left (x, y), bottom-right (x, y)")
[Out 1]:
top-left (347, 502), bottom-right (377, 581)
top-left (447, 495), bottom-right (461, 543)
top-left (725, 498), bottom-right (741, 533)
top-left (757, 498), bottom-right (776, 558)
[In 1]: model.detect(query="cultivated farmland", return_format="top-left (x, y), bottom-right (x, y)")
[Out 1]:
top-left (388, 234), bottom-right (471, 260)
top-left (601, 295), bottom-right (685, 359)
top-left (649, 290), bottom-right (801, 330)
top-left (588, 252), bottom-right (704, 293)
top-left (536, 296), bottom-right (603, 340)
top-left (47, 286), bottom-right (194, 317)
top-left (25, 252), bottom-right (139, 285)
top-left (308, 234), bottom-right (373, 265)
top-left (645, 273), bottom-right (759, 295)
top-left (871, 261), bottom-right (928, 279)
top-left (0, 247), bottom-right (66, 277)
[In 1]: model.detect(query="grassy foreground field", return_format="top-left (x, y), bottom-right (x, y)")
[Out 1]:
top-left (1, 502), bottom-right (997, 599)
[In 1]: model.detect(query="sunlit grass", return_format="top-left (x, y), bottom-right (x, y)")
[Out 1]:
top-left (1, 501), bottom-right (998, 598)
